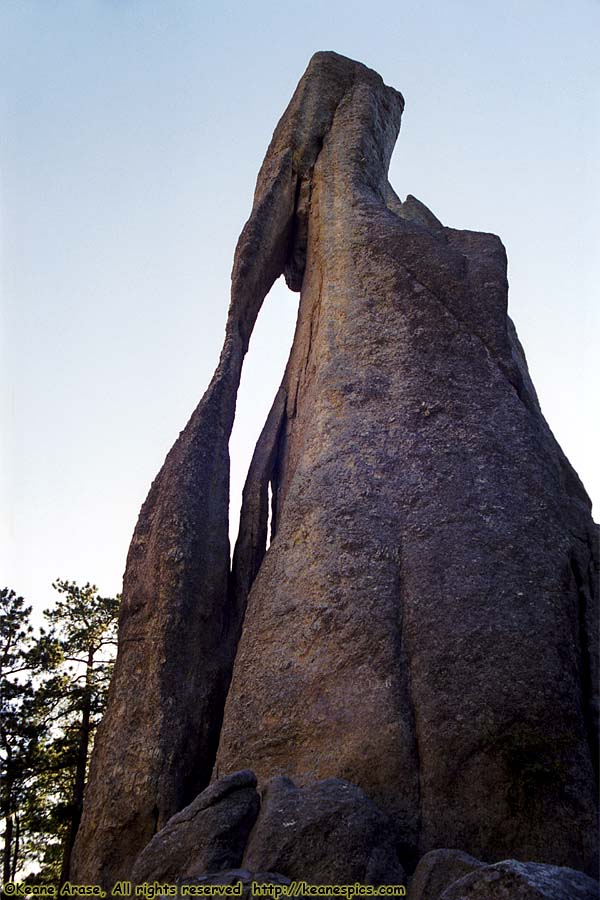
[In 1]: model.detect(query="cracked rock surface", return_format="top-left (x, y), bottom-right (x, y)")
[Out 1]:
top-left (215, 52), bottom-right (599, 874)
top-left (72, 52), bottom-right (599, 888)
top-left (439, 859), bottom-right (600, 899)
top-left (407, 849), bottom-right (485, 900)
top-left (242, 775), bottom-right (406, 884)
top-left (129, 771), bottom-right (405, 889)
top-left (130, 771), bottom-right (260, 884)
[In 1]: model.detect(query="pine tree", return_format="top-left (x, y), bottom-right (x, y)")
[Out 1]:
top-left (0, 583), bottom-right (119, 883)
top-left (0, 588), bottom-right (60, 882)
top-left (42, 581), bottom-right (119, 883)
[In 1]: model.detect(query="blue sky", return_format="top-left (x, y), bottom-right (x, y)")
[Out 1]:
top-left (1, 0), bottom-right (598, 614)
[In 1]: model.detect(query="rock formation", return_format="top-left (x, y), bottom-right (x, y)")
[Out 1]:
top-left (71, 51), bottom-right (599, 891)
top-left (129, 772), bottom-right (405, 888)
top-left (408, 849), bottom-right (485, 900)
top-left (407, 852), bottom-right (600, 900)
top-left (130, 771), bottom-right (260, 884)
top-left (435, 860), bottom-right (599, 899)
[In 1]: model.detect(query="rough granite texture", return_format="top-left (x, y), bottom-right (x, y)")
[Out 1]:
top-left (72, 51), bottom-right (599, 889)
top-left (439, 859), bottom-right (599, 899)
top-left (408, 849), bottom-right (485, 900)
top-left (130, 771), bottom-right (260, 884)
top-left (243, 775), bottom-right (406, 884)
top-left (130, 771), bottom-right (405, 888)
top-left (215, 52), bottom-right (599, 873)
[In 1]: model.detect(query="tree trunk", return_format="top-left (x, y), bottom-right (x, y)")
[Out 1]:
top-left (3, 814), bottom-right (13, 886)
top-left (59, 646), bottom-right (93, 886)
top-left (10, 814), bottom-right (19, 880)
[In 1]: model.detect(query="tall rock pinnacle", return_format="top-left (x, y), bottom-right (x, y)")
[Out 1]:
top-left (71, 52), bottom-right (598, 888)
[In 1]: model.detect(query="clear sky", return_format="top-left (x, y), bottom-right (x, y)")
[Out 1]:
top-left (1, 0), bottom-right (598, 616)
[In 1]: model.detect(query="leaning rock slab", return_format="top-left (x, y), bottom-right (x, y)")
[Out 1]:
top-left (131, 771), bottom-right (260, 884)
top-left (408, 849), bottom-right (485, 900)
top-left (243, 776), bottom-right (406, 885)
top-left (440, 859), bottom-right (600, 899)
top-left (70, 47), bottom-right (338, 896)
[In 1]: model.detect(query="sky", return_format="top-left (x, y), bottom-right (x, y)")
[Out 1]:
top-left (1, 0), bottom-right (598, 617)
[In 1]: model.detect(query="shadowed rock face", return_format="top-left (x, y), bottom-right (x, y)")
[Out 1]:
top-left (128, 771), bottom-right (405, 888)
top-left (71, 51), bottom-right (599, 888)
top-left (215, 62), bottom-right (599, 873)
top-left (407, 849), bottom-right (485, 900)
top-left (438, 860), bottom-right (600, 899)
top-left (70, 50), bottom-right (403, 889)
top-left (130, 771), bottom-right (260, 884)
top-left (242, 776), bottom-right (406, 884)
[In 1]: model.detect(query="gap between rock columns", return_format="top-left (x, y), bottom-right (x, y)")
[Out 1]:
top-left (70, 52), bottom-right (401, 889)
top-left (215, 60), bottom-right (599, 877)
top-left (71, 49), bottom-right (599, 889)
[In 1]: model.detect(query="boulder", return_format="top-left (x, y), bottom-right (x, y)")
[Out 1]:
top-left (243, 776), bottom-right (406, 885)
top-left (440, 859), bottom-right (600, 899)
top-left (131, 771), bottom-right (260, 884)
top-left (408, 849), bottom-right (484, 900)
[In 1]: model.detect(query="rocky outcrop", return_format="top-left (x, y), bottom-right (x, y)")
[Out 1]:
top-left (214, 53), bottom-right (599, 874)
top-left (130, 771), bottom-right (260, 884)
top-left (72, 50), bottom-right (599, 888)
top-left (243, 776), bottom-right (406, 884)
top-left (439, 859), bottom-right (599, 899)
top-left (129, 770), bottom-right (405, 889)
top-left (408, 853), bottom-right (600, 900)
top-left (408, 849), bottom-right (485, 900)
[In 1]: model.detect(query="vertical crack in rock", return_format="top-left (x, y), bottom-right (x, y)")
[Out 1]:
top-left (213, 54), bottom-right (598, 876)
top-left (73, 50), bottom-right (599, 888)
top-left (71, 51), bottom-right (403, 889)
top-left (230, 387), bottom-right (288, 617)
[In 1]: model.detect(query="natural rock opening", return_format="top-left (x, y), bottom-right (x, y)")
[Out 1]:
top-left (70, 51), bottom-right (598, 893)
top-left (228, 276), bottom-right (298, 556)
